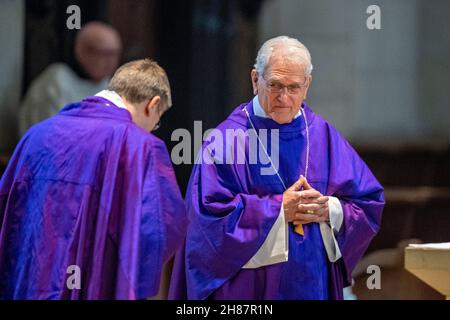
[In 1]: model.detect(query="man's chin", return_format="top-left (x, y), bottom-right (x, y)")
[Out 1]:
top-left (268, 109), bottom-right (296, 124)
top-left (271, 116), bottom-right (294, 125)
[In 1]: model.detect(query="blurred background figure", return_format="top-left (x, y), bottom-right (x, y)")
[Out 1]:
top-left (18, 21), bottom-right (122, 136)
top-left (0, 59), bottom-right (186, 299)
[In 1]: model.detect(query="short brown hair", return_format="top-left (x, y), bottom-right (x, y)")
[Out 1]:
top-left (109, 59), bottom-right (172, 110)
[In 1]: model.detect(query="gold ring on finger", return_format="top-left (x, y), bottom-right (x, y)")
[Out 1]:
top-left (307, 210), bottom-right (314, 214)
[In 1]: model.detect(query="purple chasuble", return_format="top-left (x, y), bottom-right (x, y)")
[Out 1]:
top-left (169, 100), bottom-right (384, 300)
top-left (0, 96), bottom-right (187, 299)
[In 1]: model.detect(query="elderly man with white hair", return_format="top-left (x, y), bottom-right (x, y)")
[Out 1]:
top-left (169, 36), bottom-right (385, 300)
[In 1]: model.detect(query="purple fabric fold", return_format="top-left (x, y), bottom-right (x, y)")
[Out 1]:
top-left (169, 100), bottom-right (384, 300)
top-left (0, 97), bottom-right (187, 299)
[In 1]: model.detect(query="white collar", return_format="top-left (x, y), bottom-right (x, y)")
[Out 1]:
top-left (95, 90), bottom-right (128, 110)
top-left (252, 95), bottom-right (302, 119)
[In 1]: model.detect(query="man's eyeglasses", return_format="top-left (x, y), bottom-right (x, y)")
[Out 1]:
top-left (152, 106), bottom-right (164, 132)
top-left (261, 74), bottom-right (309, 95)
top-left (152, 120), bottom-right (161, 131)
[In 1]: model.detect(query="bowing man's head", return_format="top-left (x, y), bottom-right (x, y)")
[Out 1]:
top-left (251, 36), bottom-right (313, 124)
top-left (109, 59), bottom-right (172, 132)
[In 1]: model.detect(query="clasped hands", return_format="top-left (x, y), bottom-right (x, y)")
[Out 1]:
top-left (282, 175), bottom-right (329, 226)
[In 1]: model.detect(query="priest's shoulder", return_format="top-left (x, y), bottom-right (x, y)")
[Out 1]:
top-left (22, 63), bottom-right (76, 101)
top-left (125, 125), bottom-right (170, 156)
top-left (216, 104), bottom-right (249, 131)
top-left (312, 112), bottom-right (357, 152)
top-left (31, 63), bottom-right (74, 88)
top-left (311, 112), bottom-right (339, 135)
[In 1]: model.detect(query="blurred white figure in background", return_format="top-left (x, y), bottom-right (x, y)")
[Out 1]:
top-left (19, 21), bottom-right (122, 136)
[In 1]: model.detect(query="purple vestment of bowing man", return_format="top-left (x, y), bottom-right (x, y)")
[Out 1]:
top-left (0, 96), bottom-right (187, 299)
top-left (169, 100), bottom-right (385, 300)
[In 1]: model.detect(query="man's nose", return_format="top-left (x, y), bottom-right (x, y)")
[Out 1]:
top-left (277, 88), bottom-right (290, 101)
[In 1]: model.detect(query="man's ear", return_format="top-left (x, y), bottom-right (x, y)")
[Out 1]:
top-left (251, 69), bottom-right (258, 95)
top-left (303, 75), bottom-right (313, 100)
top-left (145, 96), bottom-right (161, 116)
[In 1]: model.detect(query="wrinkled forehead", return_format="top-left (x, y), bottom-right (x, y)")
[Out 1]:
top-left (265, 55), bottom-right (309, 77)
top-left (80, 29), bottom-right (122, 52)
top-left (264, 44), bottom-right (309, 72)
top-left (92, 35), bottom-right (121, 51)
